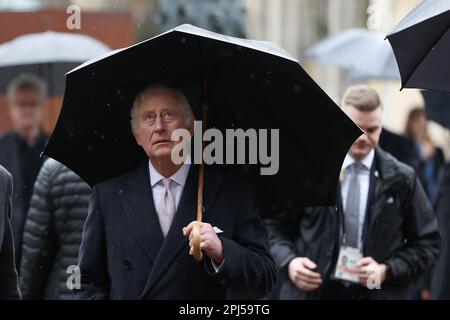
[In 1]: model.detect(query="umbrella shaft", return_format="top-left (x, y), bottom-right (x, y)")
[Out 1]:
top-left (197, 80), bottom-right (208, 222)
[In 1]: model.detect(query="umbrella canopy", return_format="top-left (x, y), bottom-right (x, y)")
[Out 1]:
top-left (304, 28), bottom-right (399, 81)
top-left (44, 24), bottom-right (361, 216)
top-left (0, 31), bottom-right (110, 95)
top-left (387, 0), bottom-right (450, 92)
top-left (0, 31), bottom-right (111, 66)
top-left (422, 90), bottom-right (450, 130)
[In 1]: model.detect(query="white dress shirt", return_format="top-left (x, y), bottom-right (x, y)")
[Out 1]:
top-left (148, 159), bottom-right (224, 272)
top-left (148, 159), bottom-right (190, 211)
top-left (340, 149), bottom-right (375, 248)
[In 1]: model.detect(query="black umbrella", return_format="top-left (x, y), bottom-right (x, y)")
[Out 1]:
top-left (44, 24), bottom-right (361, 257)
top-left (422, 90), bottom-right (450, 130)
top-left (387, 0), bottom-right (450, 92)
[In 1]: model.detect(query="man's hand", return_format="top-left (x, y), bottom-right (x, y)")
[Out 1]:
top-left (183, 221), bottom-right (224, 264)
top-left (288, 257), bottom-right (322, 292)
top-left (357, 257), bottom-right (387, 288)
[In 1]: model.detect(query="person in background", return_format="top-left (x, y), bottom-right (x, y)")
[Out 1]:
top-left (265, 84), bottom-right (440, 300)
top-left (0, 74), bottom-right (49, 270)
top-left (19, 159), bottom-right (91, 299)
top-left (430, 162), bottom-right (450, 300)
top-left (0, 165), bottom-right (21, 299)
top-left (405, 107), bottom-right (444, 204)
top-left (404, 108), bottom-right (445, 300)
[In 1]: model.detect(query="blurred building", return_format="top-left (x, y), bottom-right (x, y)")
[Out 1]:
top-left (154, 0), bottom-right (246, 37)
top-left (244, 0), bottom-right (450, 158)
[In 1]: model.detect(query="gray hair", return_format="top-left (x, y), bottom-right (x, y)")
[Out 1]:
top-left (130, 84), bottom-right (194, 132)
top-left (6, 73), bottom-right (48, 105)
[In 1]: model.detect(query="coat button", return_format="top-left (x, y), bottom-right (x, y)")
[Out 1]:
top-left (124, 259), bottom-right (132, 269)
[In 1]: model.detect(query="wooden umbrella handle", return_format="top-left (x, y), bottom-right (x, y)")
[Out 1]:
top-left (192, 78), bottom-right (208, 262)
top-left (192, 160), bottom-right (205, 261)
top-left (191, 221), bottom-right (203, 261)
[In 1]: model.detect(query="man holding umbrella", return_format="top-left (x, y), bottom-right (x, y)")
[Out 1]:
top-left (76, 84), bottom-right (277, 299)
top-left (44, 24), bottom-right (361, 300)
top-left (265, 85), bottom-right (440, 300)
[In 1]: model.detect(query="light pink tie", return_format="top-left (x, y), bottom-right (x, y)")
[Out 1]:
top-left (157, 178), bottom-right (176, 237)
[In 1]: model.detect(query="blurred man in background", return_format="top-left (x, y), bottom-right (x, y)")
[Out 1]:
top-left (0, 74), bottom-right (49, 269)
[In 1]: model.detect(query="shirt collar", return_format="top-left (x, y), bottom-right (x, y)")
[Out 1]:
top-left (148, 158), bottom-right (191, 187)
top-left (342, 148), bottom-right (375, 172)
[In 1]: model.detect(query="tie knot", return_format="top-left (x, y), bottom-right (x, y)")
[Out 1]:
top-left (161, 178), bottom-right (172, 190)
top-left (350, 162), bottom-right (363, 173)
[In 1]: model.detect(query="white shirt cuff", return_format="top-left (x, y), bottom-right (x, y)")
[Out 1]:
top-left (211, 258), bottom-right (225, 273)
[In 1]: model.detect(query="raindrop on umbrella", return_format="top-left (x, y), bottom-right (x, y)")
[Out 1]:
top-left (293, 84), bottom-right (302, 94)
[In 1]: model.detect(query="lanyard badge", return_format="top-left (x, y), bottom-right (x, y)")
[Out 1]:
top-left (333, 208), bottom-right (363, 285)
top-left (332, 243), bottom-right (362, 284)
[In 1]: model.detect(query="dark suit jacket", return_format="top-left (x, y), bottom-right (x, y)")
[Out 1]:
top-left (76, 162), bottom-right (277, 300)
top-left (265, 147), bottom-right (440, 300)
top-left (0, 131), bottom-right (48, 267)
top-left (0, 165), bottom-right (21, 299)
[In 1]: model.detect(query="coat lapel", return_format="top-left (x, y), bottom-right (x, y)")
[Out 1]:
top-left (141, 165), bottom-right (222, 297)
top-left (120, 162), bottom-right (164, 264)
top-left (365, 147), bottom-right (403, 238)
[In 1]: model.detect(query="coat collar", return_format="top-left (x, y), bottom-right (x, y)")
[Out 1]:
top-left (120, 162), bottom-right (164, 265)
top-left (364, 146), bottom-right (408, 242)
top-left (373, 145), bottom-right (405, 187)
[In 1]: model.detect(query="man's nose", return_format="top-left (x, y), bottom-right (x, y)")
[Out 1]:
top-left (154, 116), bottom-right (165, 132)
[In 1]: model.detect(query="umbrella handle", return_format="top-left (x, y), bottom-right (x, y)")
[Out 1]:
top-left (191, 77), bottom-right (208, 262)
top-left (192, 159), bottom-right (204, 262)
top-left (192, 221), bottom-right (203, 261)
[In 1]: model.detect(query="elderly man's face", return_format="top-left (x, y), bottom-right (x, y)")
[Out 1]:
top-left (343, 105), bottom-right (382, 161)
top-left (9, 89), bottom-right (44, 131)
top-left (132, 89), bottom-right (192, 163)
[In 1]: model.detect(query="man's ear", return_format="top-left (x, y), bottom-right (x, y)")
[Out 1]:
top-left (131, 126), bottom-right (141, 146)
